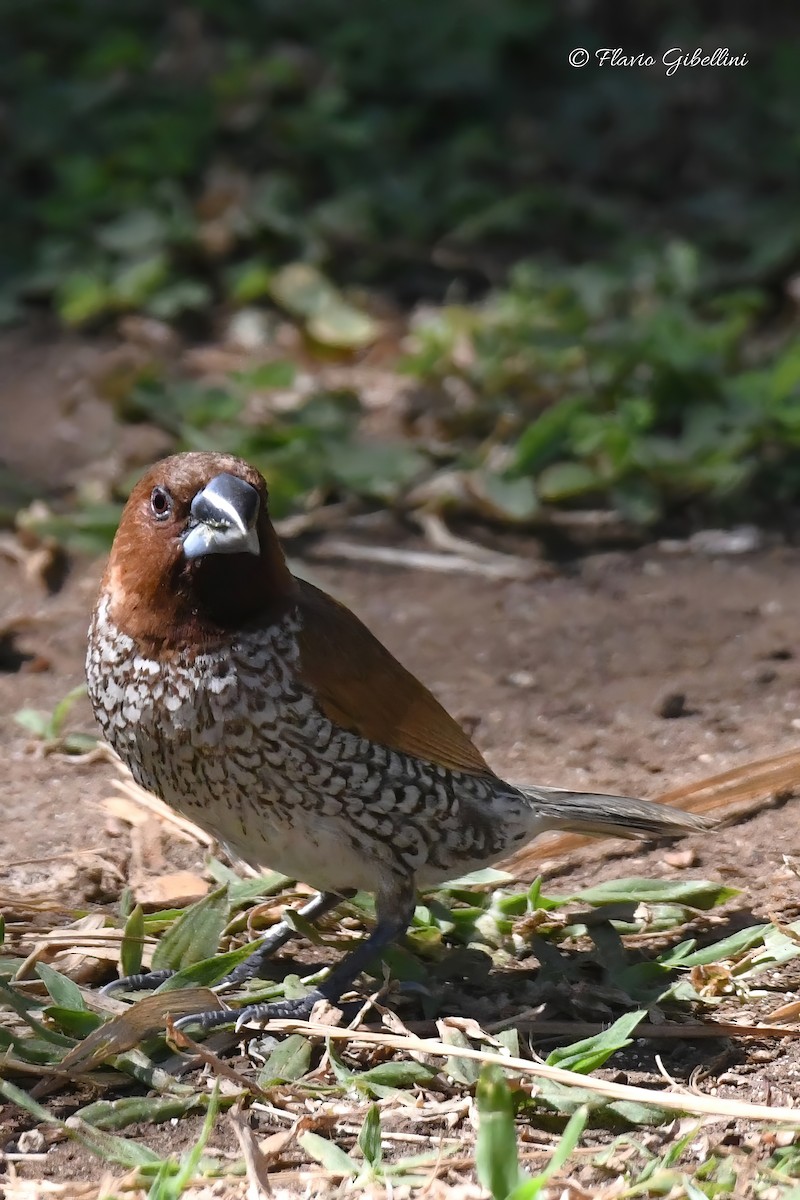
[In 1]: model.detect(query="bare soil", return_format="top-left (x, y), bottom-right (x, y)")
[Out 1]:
top-left (2, 331), bottom-right (800, 1190)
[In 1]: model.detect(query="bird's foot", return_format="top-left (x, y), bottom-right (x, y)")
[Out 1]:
top-left (172, 989), bottom-right (324, 1035)
top-left (101, 969), bottom-right (176, 995)
top-left (103, 891), bottom-right (348, 1000)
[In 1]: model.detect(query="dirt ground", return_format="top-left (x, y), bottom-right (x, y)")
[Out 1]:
top-left (3, 331), bottom-right (800, 1188)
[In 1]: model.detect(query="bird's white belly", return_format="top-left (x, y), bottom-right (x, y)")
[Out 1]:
top-left (149, 746), bottom-right (386, 894)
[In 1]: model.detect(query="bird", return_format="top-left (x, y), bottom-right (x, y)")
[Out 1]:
top-left (86, 451), bottom-right (711, 1032)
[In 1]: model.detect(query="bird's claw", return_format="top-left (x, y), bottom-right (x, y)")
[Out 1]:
top-left (172, 989), bottom-right (325, 1035)
top-left (101, 968), bottom-right (176, 996)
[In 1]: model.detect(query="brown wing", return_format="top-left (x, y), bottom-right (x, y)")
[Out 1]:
top-left (295, 580), bottom-right (494, 777)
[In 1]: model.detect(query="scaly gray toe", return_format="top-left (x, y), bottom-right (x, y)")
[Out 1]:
top-left (102, 968), bottom-right (176, 995)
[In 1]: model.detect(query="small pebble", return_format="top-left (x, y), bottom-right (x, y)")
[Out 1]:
top-left (506, 670), bottom-right (536, 689)
top-left (689, 525), bottom-right (763, 556)
top-left (17, 1129), bottom-right (46, 1154)
top-left (657, 691), bottom-right (688, 719)
top-left (658, 525), bottom-right (763, 556)
top-left (662, 847), bottom-right (699, 868)
top-left (224, 308), bottom-right (275, 351)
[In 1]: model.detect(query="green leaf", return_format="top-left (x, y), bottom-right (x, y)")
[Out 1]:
top-left (121, 904), bottom-right (145, 979)
top-left (13, 708), bottom-right (52, 738)
top-left (146, 280), bottom-right (212, 319)
top-left (50, 684), bottom-right (88, 736)
top-left (269, 263), bottom-right (379, 348)
top-left (565, 878), bottom-right (739, 910)
top-left (567, 902), bottom-right (701, 936)
top-left (442, 1026), bottom-right (481, 1086)
top-left (227, 259), bottom-right (274, 303)
top-left (234, 360), bottom-right (297, 390)
top-left (533, 1079), bottom-right (668, 1124)
top-left (299, 1131), bottom-right (358, 1176)
top-left (358, 1104), bottom-right (382, 1170)
top-left (438, 867), bottom-right (514, 889)
top-left (308, 304), bottom-right (379, 349)
top-left (536, 461), bottom-right (603, 502)
top-left (279, 973), bottom-right (310, 1001)
top-left (331, 440), bottom-right (426, 501)
top-left (545, 1009), bottom-right (646, 1075)
top-left (0, 1027), bottom-right (63, 1065)
top-left (507, 1105), bottom-right (588, 1199)
top-left (673, 925), bottom-right (769, 967)
top-left (206, 858), bottom-right (293, 903)
top-left (607, 1099), bottom-right (673, 1126)
top-left (0, 1077), bottom-right (65, 1125)
top-left (97, 209), bottom-right (167, 255)
top-left (269, 263), bottom-right (337, 319)
top-left (21, 503), bottom-right (122, 554)
top-left (76, 1092), bottom-right (212, 1132)
top-left (110, 254), bottom-right (168, 306)
top-left (513, 398), bottom-right (589, 474)
top-left (15, 687), bottom-right (97, 754)
top-left (357, 1060), bottom-right (437, 1091)
top-left (498, 1028), bottom-right (520, 1058)
top-left (0, 1079), bottom-right (161, 1168)
top-left (151, 886), bottom-right (229, 972)
top-left (663, 240), bottom-right (700, 297)
top-left (57, 272), bottom-right (111, 325)
top-left (169, 1084), bottom-right (222, 1192)
top-left (44, 1007), bottom-right (102, 1038)
top-left (527, 877), bottom-right (559, 912)
top-left (612, 479), bottom-right (662, 525)
top-left (256, 1034), bottom-right (312, 1086)
top-left (154, 940), bottom-right (261, 991)
top-left (468, 472), bottom-right (540, 522)
top-left (0, 980), bottom-right (75, 1046)
top-left (111, 1048), bottom-right (196, 1097)
top-left (61, 732), bottom-right (100, 755)
top-left (476, 1065), bottom-right (523, 1200)
top-left (326, 1039), bottom-right (355, 1089)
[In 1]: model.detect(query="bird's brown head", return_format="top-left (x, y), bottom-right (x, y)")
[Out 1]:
top-left (100, 452), bottom-right (297, 652)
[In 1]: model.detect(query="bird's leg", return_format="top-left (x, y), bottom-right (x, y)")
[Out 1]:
top-left (102, 890), bottom-right (348, 996)
top-left (219, 889), bottom-right (355, 988)
top-left (173, 878), bottom-right (417, 1033)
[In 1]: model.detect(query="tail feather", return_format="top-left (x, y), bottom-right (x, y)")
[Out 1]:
top-left (523, 785), bottom-right (713, 840)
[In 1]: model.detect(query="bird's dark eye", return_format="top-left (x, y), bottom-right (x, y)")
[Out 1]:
top-left (150, 486), bottom-right (172, 520)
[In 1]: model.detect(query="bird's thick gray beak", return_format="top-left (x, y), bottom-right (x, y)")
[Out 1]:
top-left (182, 473), bottom-right (260, 559)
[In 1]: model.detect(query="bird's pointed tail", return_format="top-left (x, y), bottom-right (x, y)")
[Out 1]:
top-left (522, 785), bottom-right (713, 839)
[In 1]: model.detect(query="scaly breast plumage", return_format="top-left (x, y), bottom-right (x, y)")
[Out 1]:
top-left (87, 600), bottom-right (526, 883)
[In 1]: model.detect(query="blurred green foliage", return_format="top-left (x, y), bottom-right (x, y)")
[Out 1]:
top-left (404, 244), bottom-right (800, 526)
top-left (20, 369), bottom-right (429, 551)
top-left (4, 1), bottom-right (800, 535)
top-left (127, 369), bottom-right (427, 515)
top-left (4, 1), bottom-right (800, 321)
top-left (26, 242), bottom-right (800, 550)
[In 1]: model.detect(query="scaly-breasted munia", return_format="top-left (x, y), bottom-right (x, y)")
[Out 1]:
top-left (86, 452), bottom-right (709, 1030)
